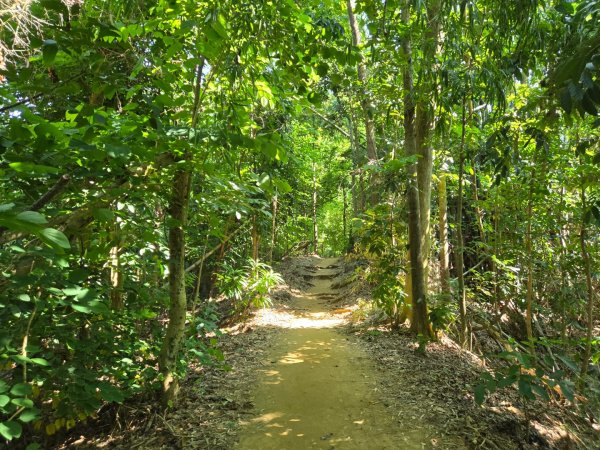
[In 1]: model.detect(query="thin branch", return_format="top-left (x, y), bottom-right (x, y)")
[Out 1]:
top-left (29, 174), bottom-right (70, 211)
top-left (308, 106), bottom-right (367, 150)
top-left (184, 221), bottom-right (251, 274)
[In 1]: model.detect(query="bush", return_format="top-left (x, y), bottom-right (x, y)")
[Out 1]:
top-left (216, 259), bottom-right (283, 314)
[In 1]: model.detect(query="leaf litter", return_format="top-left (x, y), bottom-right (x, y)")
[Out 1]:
top-left (54, 256), bottom-right (597, 450)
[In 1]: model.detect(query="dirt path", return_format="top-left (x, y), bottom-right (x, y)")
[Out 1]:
top-left (236, 257), bottom-right (441, 449)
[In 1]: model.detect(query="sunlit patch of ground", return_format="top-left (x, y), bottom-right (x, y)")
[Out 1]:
top-left (252, 305), bottom-right (349, 329)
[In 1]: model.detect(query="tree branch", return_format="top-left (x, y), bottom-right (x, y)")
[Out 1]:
top-left (29, 174), bottom-right (70, 211)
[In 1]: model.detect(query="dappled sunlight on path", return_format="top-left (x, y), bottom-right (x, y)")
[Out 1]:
top-left (236, 257), bottom-right (444, 450)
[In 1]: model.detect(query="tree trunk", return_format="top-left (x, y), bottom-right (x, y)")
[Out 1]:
top-left (414, 0), bottom-right (441, 282)
top-left (402, 1), bottom-right (432, 339)
top-left (342, 182), bottom-right (347, 246)
top-left (471, 162), bottom-right (486, 244)
top-left (190, 236), bottom-right (208, 320)
top-left (109, 222), bottom-right (124, 310)
top-left (346, 0), bottom-right (378, 207)
top-left (348, 115), bottom-right (361, 218)
top-left (270, 194), bottom-right (278, 263)
top-left (158, 59), bottom-right (203, 407)
top-left (416, 103), bottom-right (433, 280)
top-left (252, 215), bottom-right (259, 261)
top-left (159, 166), bottom-right (192, 407)
top-left (312, 162), bottom-right (318, 254)
top-left (456, 99), bottom-right (468, 348)
top-left (525, 173), bottom-right (535, 341)
top-left (438, 174), bottom-right (450, 297)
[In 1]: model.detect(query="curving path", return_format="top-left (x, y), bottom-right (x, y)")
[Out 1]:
top-left (235, 257), bottom-right (429, 449)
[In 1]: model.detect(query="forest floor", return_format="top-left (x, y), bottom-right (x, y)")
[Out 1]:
top-left (63, 256), bottom-right (597, 450)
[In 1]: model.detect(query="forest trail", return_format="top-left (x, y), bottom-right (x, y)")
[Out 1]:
top-left (236, 257), bottom-right (436, 450)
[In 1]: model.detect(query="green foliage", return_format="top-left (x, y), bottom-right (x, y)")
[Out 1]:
top-left (428, 301), bottom-right (457, 334)
top-left (185, 304), bottom-right (225, 369)
top-left (216, 259), bottom-right (283, 314)
top-left (353, 204), bottom-right (406, 327)
top-left (475, 349), bottom-right (576, 406)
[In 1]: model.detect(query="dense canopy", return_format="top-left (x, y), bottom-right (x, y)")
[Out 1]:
top-left (0, 0), bottom-right (598, 448)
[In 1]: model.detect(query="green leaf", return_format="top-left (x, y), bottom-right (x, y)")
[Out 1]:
top-left (39, 228), bottom-right (71, 250)
top-left (530, 383), bottom-right (550, 401)
top-left (72, 299), bottom-right (109, 314)
top-left (92, 208), bottom-right (115, 222)
top-left (0, 395), bottom-right (9, 407)
top-left (9, 162), bottom-right (60, 175)
top-left (71, 304), bottom-right (92, 313)
top-left (106, 144), bottom-right (131, 159)
top-left (16, 211), bottom-right (48, 225)
top-left (26, 443), bottom-right (42, 450)
top-left (99, 383), bottom-right (125, 403)
top-left (0, 203), bottom-right (15, 212)
top-left (0, 420), bottom-right (22, 440)
top-left (19, 408), bottom-right (40, 423)
top-left (10, 383), bottom-right (32, 396)
top-left (518, 378), bottom-right (535, 400)
top-left (272, 178), bottom-right (292, 194)
top-left (559, 380), bottom-right (575, 402)
top-left (474, 383), bottom-right (486, 404)
top-left (11, 398), bottom-right (34, 408)
top-left (42, 40), bottom-right (58, 65)
top-left (63, 286), bottom-right (85, 296)
top-left (30, 358), bottom-right (50, 366)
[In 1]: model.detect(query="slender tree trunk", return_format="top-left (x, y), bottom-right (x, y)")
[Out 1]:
top-left (438, 174), bottom-right (450, 297)
top-left (109, 222), bottom-right (124, 310)
top-left (190, 236), bottom-right (208, 319)
top-left (348, 115), bottom-right (360, 218)
top-left (312, 162), bottom-right (318, 254)
top-left (342, 182), bottom-right (347, 245)
top-left (492, 190), bottom-right (501, 314)
top-left (456, 99), bottom-right (468, 347)
top-left (525, 173), bottom-right (535, 341)
top-left (159, 165), bottom-right (192, 406)
top-left (402, 1), bottom-right (432, 339)
top-left (252, 215), bottom-right (259, 261)
top-left (416, 104), bottom-right (433, 279)
top-left (346, 0), bottom-right (378, 207)
top-left (270, 194), bottom-right (278, 263)
top-left (159, 59), bottom-right (204, 407)
top-left (415, 0), bottom-right (441, 283)
top-left (471, 163), bottom-right (486, 244)
top-left (579, 186), bottom-right (596, 381)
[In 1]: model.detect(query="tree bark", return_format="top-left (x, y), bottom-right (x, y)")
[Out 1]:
top-left (252, 215), bottom-right (260, 261)
top-left (312, 162), bottom-right (319, 254)
top-left (438, 174), bottom-right (450, 297)
top-left (456, 99), bottom-right (468, 348)
top-left (525, 172), bottom-right (535, 341)
top-left (109, 222), bottom-right (124, 310)
top-left (348, 115), bottom-right (360, 219)
top-left (270, 194), bottom-right (278, 263)
top-left (159, 165), bottom-right (192, 406)
top-left (414, 0), bottom-right (441, 281)
top-left (159, 59), bottom-right (204, 407)
top-left (346, 0), bottom-right (378, 207)
top-left (342, 182), bottom-right (347, 245)
top-left (402, 1), bottom-right (432, 339)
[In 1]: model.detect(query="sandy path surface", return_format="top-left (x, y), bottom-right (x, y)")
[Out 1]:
top-left (236, 257), bottom-right (428, 449)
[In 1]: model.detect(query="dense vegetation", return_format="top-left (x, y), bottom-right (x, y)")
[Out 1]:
top-left (0, 0), bottom-right (598, 447)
